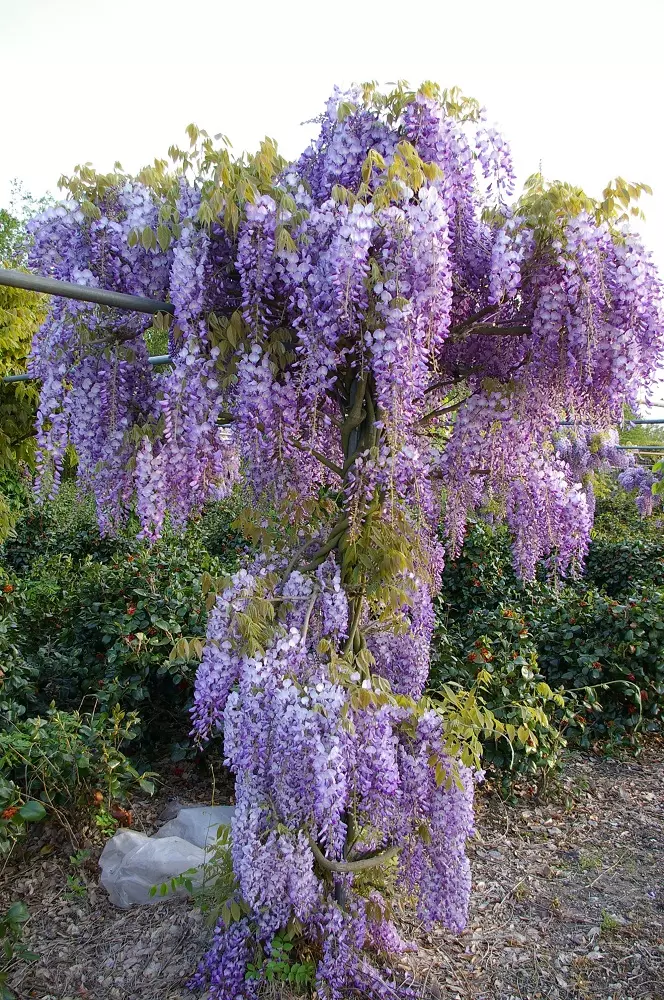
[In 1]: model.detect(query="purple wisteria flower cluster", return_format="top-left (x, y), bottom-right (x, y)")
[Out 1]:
top-left (26, 81), bottom-right (664, 996)
top-left (619, 464), bottom-right (663, 516)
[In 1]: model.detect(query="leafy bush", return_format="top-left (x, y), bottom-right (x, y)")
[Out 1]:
top-left (534, 588), bottom-right (664, 743)
top-left (1, 484), bottom-right (122, 576)
top-left (3, 521), bottom-right (235, 737)
top-left (52, 536), bottom-right (222, 726)
top-left (1, 901), bottom-right (37, 1000)
top-left (584, 537), bottom-right (664, 598)
top-left (197, 496), bottom-right (248, 564)
top-left (0, 704), bottom-right (152, 855)
top-left (591, 476), bottom-right (663, 542)
top-left (0, 616), bottom-right (37, 725)
top-left (431, 605), bottom-right (571, 792)
top-left (435, 488), bottom-right (664, 753)
top-left (438, 519), bottom-right (523, 618)
top-left (0, 775), bottom-right (46, 859)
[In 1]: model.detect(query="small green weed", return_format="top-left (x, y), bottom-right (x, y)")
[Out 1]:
top-left (579, 851), bottom-right (603, 872)
top-left (0, 902), bottom-right (38, 1000)
top-left (600, 910), bottom-right (620, 934)
top-left (246, 933), bottom-right (316, 992)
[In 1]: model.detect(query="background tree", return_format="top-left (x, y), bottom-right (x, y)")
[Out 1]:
top-left (0, 184), bottom-right (51, 539)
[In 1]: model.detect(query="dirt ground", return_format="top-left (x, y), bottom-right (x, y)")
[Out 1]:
top-left (2, 746), bottom-right (663, 1000)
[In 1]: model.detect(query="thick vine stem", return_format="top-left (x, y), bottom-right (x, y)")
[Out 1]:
top-left (418, 397), bottom-right (467, 426)
top-left (292, 438), bottom-right (344, 479)
top-left (300, 586), bottom-right (321, 645)
top-left (301, 517), bottom-right (350, 573)
top-left (309, 837), bottom-right (401, 874)
top-left (343, 596), bottom-right (364, 656)
top-left (448, 304), bottom-right (500, 336)
top-left (341, 373), bottom-right (368, 457)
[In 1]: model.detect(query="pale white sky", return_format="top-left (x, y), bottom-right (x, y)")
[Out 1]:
top-left (1, 0), bottom-right (664, 398)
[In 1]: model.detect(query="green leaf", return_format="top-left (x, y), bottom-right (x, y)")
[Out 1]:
top-left (157, 225), bottom-right (171, 251)
top-left (141, 226), bottom-right (156, 251)
top-left (18, 801), bottom-right (47, 823)
top-left (6, 901), bottom-right (29, 923)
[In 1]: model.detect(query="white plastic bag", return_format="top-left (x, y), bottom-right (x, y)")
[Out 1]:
top-left (153, 805), bottom-right (235, 849)
top-left (99, 804), bottom-right (235, 907)
top-left (99, 832), bottom-right (205, 908)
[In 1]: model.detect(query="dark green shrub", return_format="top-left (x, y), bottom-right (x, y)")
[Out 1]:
top-left (591, 477), bottom-right (663, 543)
top-left (438, 520), bottom-right (522, 619)
top-left (197, 496), bottom-right (247, 563)
top-left (0, 617), bottom-right (37, 725)
top-left (3, 513), bottom-right (236, 736)
top-left (1, 900), bottom-right (38, 999)
top-left (534, 588), bottom-right (664, 744)
top-left (1, 485), bottom-right (122, 576)
top-left (60, 536), bottom-right (221, 726)
top-left (431, 605), bottom-right (571, 792)
top-left (584, 538), bottom-right (664, 598)
top-left (0, 774), bottom-right (46, 859)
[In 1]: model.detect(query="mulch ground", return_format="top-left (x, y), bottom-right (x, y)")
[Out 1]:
top-left (3, 745), bottom-right (663, 1000)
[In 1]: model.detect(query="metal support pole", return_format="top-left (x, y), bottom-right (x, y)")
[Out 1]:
top-left (0, 267), bottom-right (174, 316)
top-left (617, 445), bottom-right (664, 451)
top-left (3, 354), bottom-right (173, 384)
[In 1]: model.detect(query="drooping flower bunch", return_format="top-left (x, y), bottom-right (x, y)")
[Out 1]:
top-left (26, 82), bottom-right (664, 996)
top-left (190, 553), bottom-right (474, 997)
top-left (554, 425), bottom-right (634, 520)
top-left (618, 463), bottom-right (664, 516)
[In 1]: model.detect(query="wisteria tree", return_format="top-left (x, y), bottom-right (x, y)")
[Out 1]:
top-left (26, 83), bottom-right (664, 997)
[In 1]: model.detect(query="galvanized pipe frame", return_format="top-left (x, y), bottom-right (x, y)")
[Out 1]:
top-left (0, 267), bottom-right (175, 383)
top-left (2, 267), bottom-right (664, 446)
top-left (0, 267), bottom-right (174, 315)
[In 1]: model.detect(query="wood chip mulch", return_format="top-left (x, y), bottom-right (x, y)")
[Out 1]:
top-left (3, 746), bottom-right (662, 1000)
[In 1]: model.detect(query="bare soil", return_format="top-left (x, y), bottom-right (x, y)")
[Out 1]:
top-left (3, 746), bottom-right (663, 1000)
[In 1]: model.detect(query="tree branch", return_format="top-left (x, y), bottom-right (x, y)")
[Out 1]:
top-left (448, 305), bottom-right (500, 337)
top-left (85, 329), bottom-right (142, 349)
top-left (466, 325), bottom-right (531, 337)
top-left (9, 430), bottom-right (37, 448)
top-left (343, 595), bottom-right (364, 656)
top-left (301, 517), bottom-right (350, 572)
top-left (418, 397), bottom-right (467, 426)
top-left (291, 438), bottom-right (344, 479)
top-left (300, 587), bottom-right (321, 645)
top-left (425, 365), bottom-right (485, 396)
top-left (453, 323), bottom-right (532, 340)
top-left (309, 837), bottom-right (400, 874)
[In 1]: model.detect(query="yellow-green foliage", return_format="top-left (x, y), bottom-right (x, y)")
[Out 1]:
top-left (0, 277), bottom-right (48, 537)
